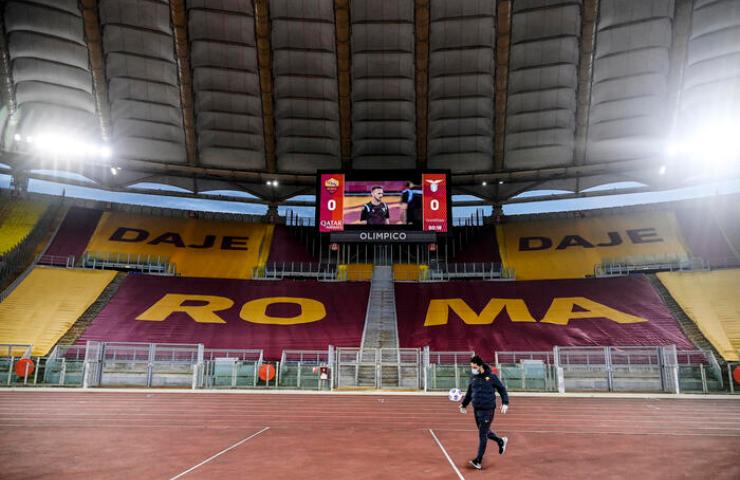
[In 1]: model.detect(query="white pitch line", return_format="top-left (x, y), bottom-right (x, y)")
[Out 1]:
top-left (429, 428), bottom-right (465, 480)
top-left (168, 426), bottom-right (270, 480)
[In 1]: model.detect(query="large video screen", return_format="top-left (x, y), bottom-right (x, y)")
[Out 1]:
top-left (317, 170), bottom-right (450, 233)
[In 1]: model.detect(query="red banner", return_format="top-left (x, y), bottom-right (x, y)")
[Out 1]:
top-left (318, 174), bottom-right (345, 232)
top-left (77, 275), bottom-right (370, 360)
top-left (395, 276), bottom-right (694, 360)
top-left (422, 173), bottom-right (448, 232)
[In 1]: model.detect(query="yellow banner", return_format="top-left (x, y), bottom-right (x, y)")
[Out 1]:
top-left (497, 212), bottom-right (690, 279)
top-left (86, 212), bottom-right (271, 279)
top-left (0, 267), bottom-right (116, 356)
top-left (393, 264), bottom-right (426, 282)
top-left (657, 270), bottom-right (740, 361)
top-left (338, 264), bottom-right (373, 281)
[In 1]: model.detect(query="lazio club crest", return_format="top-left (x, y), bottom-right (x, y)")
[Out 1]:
top-left (324, 177), bottom-right (340, 194)
top-left (426, 178), bottom-right (443, 193)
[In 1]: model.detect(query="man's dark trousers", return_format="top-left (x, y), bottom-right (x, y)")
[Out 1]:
top-left (474, 409), bottom-right (503, 462)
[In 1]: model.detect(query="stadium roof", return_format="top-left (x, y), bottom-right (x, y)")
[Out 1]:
top-left (0, 0), bottom-right (738, 205)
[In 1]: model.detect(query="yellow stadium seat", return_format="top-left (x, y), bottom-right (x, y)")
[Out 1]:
top-left (85, 212), bottom-right (274, 279)
top-left (497, 211), bottom-right (691, 280)
top-left (657, 269), bottom-right (740, 361)
top-left (0, 267), bottom-right (117, 356)
top-left (0, 199), bottom-right (48, 255)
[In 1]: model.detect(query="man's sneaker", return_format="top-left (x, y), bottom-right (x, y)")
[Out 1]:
top-left (468, 459), bottom-right (482, 470)
top-left (499, 436), bottom-right (508, 455)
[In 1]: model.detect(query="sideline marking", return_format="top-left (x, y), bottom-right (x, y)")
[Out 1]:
top-left (168, 426), bottom-right (270, 479)
top-left (429, 428), bottom-right (465, 480)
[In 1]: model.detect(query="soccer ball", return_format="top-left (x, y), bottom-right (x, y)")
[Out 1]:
top-left (448, 388), bottom-right (462, 402)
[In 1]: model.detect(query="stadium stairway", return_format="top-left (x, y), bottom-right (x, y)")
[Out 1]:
top-left (357, 266), bottom-right (401, 387)
top-left (361, 266), bottom-right (400, 350)
top-left (54, 271), bottom-right (128, 347)
top-left (43, 206), bottom-right (103, 261)
top-left (267, 224), bottom-right (316, 263)
top-left (646, 274), bottom-right (725, 364)
top-left (451, 224), bottom-right (501, 263)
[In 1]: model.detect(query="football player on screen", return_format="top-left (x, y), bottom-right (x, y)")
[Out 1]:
top-left (359, 185), bottom-right (390, 225)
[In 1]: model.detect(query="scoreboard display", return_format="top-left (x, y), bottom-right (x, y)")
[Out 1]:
top-left (317, 170), bottom-right (450, 234)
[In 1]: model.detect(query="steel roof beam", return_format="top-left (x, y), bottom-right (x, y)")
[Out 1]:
top-left (334, 0), bottom-right (352, 168)
top-left (572, 0), bottom-right (599, 165)
top-left (254, 0), bottom-right (276, 173)
top-left (494, 0), bottom-right (512, 172)
top-left (415, 0), bottom-right (429, 169)
top-left (0, 9), bottom-right (16, 120)
top-left (665, 0), bottom-right (693, 136)
top-left (80, 0), bottom-right (112, 142)
top-left (169, 0), bottom-right (198, 166)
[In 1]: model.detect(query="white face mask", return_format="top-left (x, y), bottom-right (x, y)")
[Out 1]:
top-left (471, 367), bottom-right (479, 375)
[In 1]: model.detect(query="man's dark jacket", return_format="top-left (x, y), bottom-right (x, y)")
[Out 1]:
top-left (461, 365), bottom-right (509, 410)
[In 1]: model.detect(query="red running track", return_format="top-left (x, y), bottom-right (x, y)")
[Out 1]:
top-left (0, 391), bottom-right (739, 479)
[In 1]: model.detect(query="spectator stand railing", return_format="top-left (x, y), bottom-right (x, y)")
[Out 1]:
top-left (425, 262), bottom-right (515, 281)
top-left (81, 251), bottom-right (177, 275)
top-left (81, 341), bottom-right (202, 388)
top-left (36, 254), bottom-right (75, 268)
top-left (0, 344), bottom-right (90, 387)
top-left (494, 351), bottom-right (557, 392)
top-left (675, 349), bottom-right (724, 393)
top-left (423, 348), bottom-right (475, 392)
top-left (279, 348), bottom-right (334, 390)
top-left (200, 349), bottom-right (264, 388)
top-left (594, 255), bottom-right (709, 277)
top-left (0, 344), bottom-right (33, 385)
top-left (729, 362), bottom-right (740, 394)
top-left (253, 262), bottom-right (338, 281)
top-left (333, 347), bottom-right (422, 389)
top-left (2, 341), bottom-right (730, 394)
top-left (552, 346), bottom-right (680, 393)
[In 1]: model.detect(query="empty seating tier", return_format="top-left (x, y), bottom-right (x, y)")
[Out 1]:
top-left (657, 269), bottom-right (740, 361)
top-left (0, 267), bottom-right (116, 356)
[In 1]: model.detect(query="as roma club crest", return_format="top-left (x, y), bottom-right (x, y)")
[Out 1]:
top-left (426, 178), bottom-right (443, 193)
top-left (324, 177), bottom-right (340, 194)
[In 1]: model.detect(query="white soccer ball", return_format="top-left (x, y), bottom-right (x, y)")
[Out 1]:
top-left (448, 388), bottom-right (462, 402)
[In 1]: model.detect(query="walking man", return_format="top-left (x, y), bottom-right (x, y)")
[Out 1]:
top-left (460, 355), bottom-right (509, 470)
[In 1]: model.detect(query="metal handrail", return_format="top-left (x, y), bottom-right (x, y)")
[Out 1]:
top-left (81, 251), bottom-right (177, 275)
top-left (427, 262), bottom-right (515, 281)
top-left (595, 256), bottom-right (709, 277)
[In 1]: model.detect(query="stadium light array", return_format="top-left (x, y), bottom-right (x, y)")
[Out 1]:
top-left (13, 131), bottom-right (112, 162)
top-left (666, 119), bottom-right (740, 169)
top-left (266, 180), bottom-right (278, 187)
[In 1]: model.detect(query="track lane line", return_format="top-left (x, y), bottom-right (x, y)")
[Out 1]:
top-left (429, 429), bottom-right (465, 480)
top-left (168, 426), bottom-right (269, 480)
